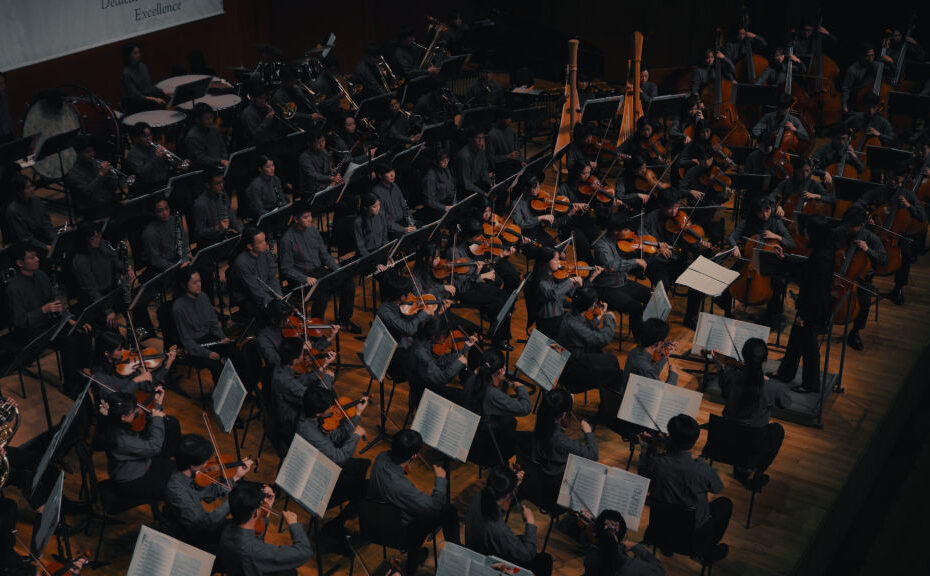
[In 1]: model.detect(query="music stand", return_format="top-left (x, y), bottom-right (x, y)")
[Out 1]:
top-left (129, 259), bottom-right (184, 312)
top-left (389, 222), bottom-right (441, 261)
top-left (461, 106), bottom-right (496, 131)
top-left (3, 316), bottom-right (72, 429)
top-left (308, 181), bottom-right (343, 213)
top-left (68, 289), bottom-right (118, 336)
top-left (729, 146), bottom-right (755, 166)
top-left (190, 233), bottom-right (242, 268)
top-left (351, 239), bottom-right (398, 277)
top-left (832, 176), bottom-right (877, 203)
top-left (47, 227), bottom-right (81, 265)
top-left (734, 83), bottom-right (778, 108)
top-left (887, 91), bottom-right (930, 119)
top-left (166, 169), bottom-right (204, 214)
top-left (865, 146), bottom-right (913, 176)
top-left (32, 471), bottom-right (64, 556)
top-left (0, 134), bottom-right (37, 174)
top-left (167, 77), bottom-right (212, 108)
top-left (419, 121), bottom-right (457, 144)
top-left (581, 96), bottom-right (622, 123)
top-left (438, 54), bottom-right (469, 84)
top-left (305, 261), bottom-right (367, 369)
top-left (36, 129), bottom-right (81, 218)
top-left (391, 142), bottom-right (426, 171)
top-left (486, 172), bottom-right (520, 206)
top-left (256, 201), bottom-right (294, 238)
top-left (490, 277), bottom-right (526, 356)
top-left (645, 93), bottom-right (689, 119)
top-left (30, 379), bottom-right (92, 498)
top-left (401, 75), bottom-right (438, 108)
top-left (428, 192), bottom-right (481, 240)
top-left (356, 94), bottom-right (392, 125)
top-left (223, 146), bottom-right (258, 193)
top-left (732, 173), bottom-right (769, 193)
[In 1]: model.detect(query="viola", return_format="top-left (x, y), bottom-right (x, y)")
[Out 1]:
top-left (638, 133), bottom-right (668, 164)
top-left (399, 292), bottom-right (440, 315)
top-left (194, 453), bottom-right (253, 488)
top-left (116, 346), bottom-right (172, 376)
top-left (583, 304), bottom-right (607, 322)
top-left (321, 396), bottom-right (367, 432)
top-left (553, 259), bottom-right (596, 280)
top-left (293, 347), bottom-right (332, 375)
top-left (432, 257), bottom-right (480, 280)
top-left (584, 135), bottom-right (630, 160)
top-left (577, 175), bottom-right (616, 205)
top-left (697, 164), bottom-right (732, 193)
top-left (432, 328), bottom-right (475, 356)
top-left (483, 217), bottom-right (523, 245)
top-left (530, 190), bottom-right (572, 214)
top-left (664, 211), bottom-right (707, 244)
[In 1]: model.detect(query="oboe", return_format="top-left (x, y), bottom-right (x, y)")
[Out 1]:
top-left (175, 212), bottom-right (185, 260)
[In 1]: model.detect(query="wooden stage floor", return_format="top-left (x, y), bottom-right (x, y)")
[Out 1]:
top-left (5, 203), bottom-right (930, 576)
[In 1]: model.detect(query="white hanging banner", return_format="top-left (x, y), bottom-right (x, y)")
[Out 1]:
top-left (0, 0), bottom-right (225, 71)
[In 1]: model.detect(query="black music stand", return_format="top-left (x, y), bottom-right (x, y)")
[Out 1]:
top-left (428, 192), bottom-right (482, 240)
top-left (129, 260), bottom-right (183, 312)
top-left (305, 260), bottom-right (366, 369)
top-left (511, 106), bottom-right (547, 156)
top-left (356, 94), bottom-right (392, 125)
top-left (401, 75), bottom-right (437, 108)
top-left (388, 221), bottom-right (440, 262)
top-left (391, 142), bottom-right (426, 171)
top-left (68, 289), bottom-right (118, 337)
top-left (191, 233), bottom-right (242, 268)
top-left (4, 316), bottom-right (72, 429)
top-left (832, 176), bottom-right (876, 204)
top-left (0, 134), bottom-right (37, 177)
top-left (581, 96), bottom-right (621, 123)
top-left (645, 93), bottom-right (689, 120)
top-left (36, 129), bottom-right (81, 220)
top-left (729, 146), bottom-right (755, 166)
top-left (168, 77), bottom-right (211, 108)
top-left (224, 146), bottom-right (258, 194)
top-left (734, 83), bottom-right (778, 108)
top-left (865, 146), bottom-right (913, 176)
top-left (887, 91), bottom-right (930, 119)
top-left (308, 181), bottom-right (343, 214)
top-left (419, 121), bottom-right (457, 144)
top-left (352, 239), bottom-right (398, 278)
top-left (438, 54), bottom-right (469, 84)
top-left (47, 227), bottom-right (81, 266)
top-left (256, 201), bottom-right (294, 240)
top-left (461, 106), bottom-right (496, 131)
top-left (486, 171), bottom-right (520, 207)
top-left (165, 169), bottom-right (204, 214)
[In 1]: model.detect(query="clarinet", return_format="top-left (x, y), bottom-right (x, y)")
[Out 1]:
top-left (116, 241), bottom-right (132, 308)
top-left (175, 212), bottom-right (185, 260)
top-left (49, 267), bottom-right (62, 320)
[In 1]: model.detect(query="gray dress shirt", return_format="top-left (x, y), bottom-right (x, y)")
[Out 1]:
top-left (464, 491), bottom-right (538, 564)
top-left (4, 197), bottom-right (54, 251)
top-left (163, 471), bottom-right (232, 535)
top-left (217, 523), bottom-right (312, 576)
top-left (106, 416), bottom-right (165, 483)
top-left (230, 250), bottom-right (278, 309)
top-left (368, 451), bottom-right (447, 526)
top-left (295, 414), bottom-right (362, 466)
top-left (639, 449), bottom-right (723, 528)
top-left (172, 293), bottom-right (225, 358)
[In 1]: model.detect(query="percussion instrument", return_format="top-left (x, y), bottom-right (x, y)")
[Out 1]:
top-left (176, 94), bottom-right (243, 117)
top-left (155, 74), bottom-right (233, 95)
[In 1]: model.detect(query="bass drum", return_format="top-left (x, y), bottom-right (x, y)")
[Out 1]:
top-left (21, 86), bottom-right (121, 179)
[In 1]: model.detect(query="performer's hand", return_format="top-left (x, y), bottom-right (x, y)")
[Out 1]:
top-left (784, 121), bottom-right (797, 132)
top-left (307, 277), bottom-right (318, 286)
top-left (689, 189), bottom-right (704, 202)
top-left (538, 214), bottom-right (555, 225)
top-left (97, 161), bottom-right (112, 177)
top-left (233, 458), bottom-right (254, 481)
top-left (732, 246), bottom-right (741, 260)
top-left (773, 244), bottom-right (784, 258)
top-left (854, 239), bottom-right (869, 252)
top-left (522, 505), bottom-right (536, 525)
top-left (775, 205), bottom-right (785, 218)
top-left (282, 510), bottom-right (299, 525)
top-left (356, 396), bottom-right (369, 415)
top-left (41, 301), bottom-right (63, 314)
top-left (823, 172), bottom-right (833, 185)
top-left (353, 425), bottom-right (368, 438)
top-left (134, 371), bottom-right (153, 384)
top-left (209, 351), bottom-right (221, 361)
top-left (433, 465), bottom-right (447, 479)
top-left (105, 312), bottom-right (118, 328)
top-left (150, 408), bottom-right (166, 418)
top-left (659, 243), bottom-right (672, 259)
top-left (580, 420), bottom-right (592, 434)
top-left (635, 258), bottom-right (647, 270)
top-left (762, 230), bottom-right (780, 241)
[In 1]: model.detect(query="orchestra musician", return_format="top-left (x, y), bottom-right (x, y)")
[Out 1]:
top-left (242, 154), bottom-right (288, 220)
top-left (529, 247), bottom-right (602, 338)
top-left (455, 128), bottom-right (493, 196)
top-left (406, 317), bottom-right (477, 408)
top-left (298, 130), bottom-right (343, 197)
top-left (751, 93), bottom-right (809, 144)
top-left (239, 83), bottom-right (281, 145)
top-left (531, 388), bottom-right (597, 505)
top-left (64, 136), bottom-right (119, 220)
top-left (368, 429), bottom-right (461, 575)
top-left (372, 161), bottom-right (416, 238)
top-left (510, 175), bottom-right (559, 253)
top-left (142, 197), bottom-right (190, 277)
top-left (192, 169), bottom-right (241, 245)
top-left (229, 226), bottom-right (279, 319)
top-left (218, 482), bottom-right (313, 576)
top-left (840, 44), bottom-right (889, 115)
top-left (466, 68), bottom-right (507, 109)
top-left (460, 349), bottom-right (532, 433)
top-left (272, 337), bottom-right (336, 448)
top-left (834, 205), bottom-right (888, 352)
top-left (464, 466), bottom-right (554, 576)
top-left (487, 109), bottom-right (524, 181)
top-left (330, 113), bottom-right (373, 168)
top-left (163, 434), bottom-right (254, 553)
top-left (844, 92), bottom-right (896, 148)
top-left (354, 192), bottom-right (390, 258)
top-left (121, 43), bottom-right (166, 111)
top-left (125, 122), bottom-right (173, 194)
top-left (620, 318), bottom-right (679, 394)
top-left (690, 47), bottom-right (735, 95)
top-left (556, 286), bottom-right (622, 394)
top-left (3, 175), bottom-right (55, 257)
top-left (420, 148), bottom-right (457, 222)
top-left (811, 125), bottom-right (865, 176)
top-left (184, 103), bottom-right (229, 170)
top-left (755, 46), bottom-right (807, 86)
top-left (353, 43), bottom-right (389, 98)
top-left (769, 157), bottom-right (835, 219)
top-left (584, 509), bottom-right (666, 576)
top-left (382, 95), bottom-right (422, 150)
top-left (592, 215), bottom-right (651, 342)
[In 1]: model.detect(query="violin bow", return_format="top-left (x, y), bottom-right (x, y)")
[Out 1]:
top-left (125, 313), bottom-right (149, 375)
top-left (202, 412), bottom-right (233, 490)
top-left (82, 372), bottom-right (152, 414)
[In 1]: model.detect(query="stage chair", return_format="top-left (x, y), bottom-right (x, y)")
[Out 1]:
top-left (643, 500), bottom-right (715, 575)
top-left (701, 413), bottom-right (766, 528)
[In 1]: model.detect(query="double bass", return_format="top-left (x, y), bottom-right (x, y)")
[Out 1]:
top-left (701, 29), bottom-right (751, 147)
top-left (831, 242), bottom-right (870, 324)
top-left (728, 236), bottom-right (777, 306)
top-left (802, 17), bottom-right (842, 129)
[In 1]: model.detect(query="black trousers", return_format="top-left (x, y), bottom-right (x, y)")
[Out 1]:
top-left (113, 455), bottom-right (177, 501)
top-left (327, 457), bottom-right (370, 523)
top-left (560, 352), bottom-right (622, 394)
top-left (597, 281), bottom-right (652, 343)
top-left (191, 342), bottom-right (246, 385)
top-left (459, 282), bottom-right (512, 341)
top-left (695, 497), bottom-right (733, 555)
top-left (305, 266), bottom-right (356, 322)
top-left (403, 504), bottom-right (460, 573)
top-left (776, 320), bottom-right (823, 392)
top-left (535, 315), bottom-right (563, 340)
top-left (0, 498), bottom-right (17, 570)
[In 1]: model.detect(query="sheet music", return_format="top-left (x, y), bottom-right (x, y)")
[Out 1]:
top-left (275, 435), bottom-right (339, 519)
top-left (213, 359), bottom-right (247, 434)
top-left (675, 256), bottom-right (740, 297)
top-left (618, 374), bottom-right (702, 434)
top-left (690, 313), bottom-right (771, 359)
top-left (436, 543), bottom-right (532, 576)
top-left (127, 526), bottom-right (214, 576)
top-left (560, 455), bottom-right (606, 515)
top-left (643, 280), bottom-right (671, 322)
top-left (361, 317), bottom-right (398, 382)
top-left (411, 389), bottom-right (446, 447)
top-left (515, 330), bottom-right (571, 391)
top-left (601, 468), bottom-right (650, 531)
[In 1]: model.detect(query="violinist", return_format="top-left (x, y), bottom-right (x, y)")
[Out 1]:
top-left (676, 121), bottom-right (713, 174)
top-left (678, 151), bottom-right (733, 243)
top-left (668, 94), bottom-right (704, 149)
top-left (296, 387), bottom-right (370, 540)
top-left (272, 337), bottom-right (336, 447)
top-left (374, 274), bottom-right (446, 381)
top-left (556, 287), bottom-right (622, 394)
top-left (811, 125), bottom-right (866, 176)
top-left (239, 82), bottom-right (283, 145)
top-left (331, 113), bottom-right (373, 168)
top-left (621, 318), bottom-right (679, 393)
top-left (751, 92), bottom-right (809, 143)
top-left (531, 389), bottom-right (597, 505)
top-left (755, 46), bottom-right (807, 86)
top-left (566, 123), bottom-right (598, 173)
top-left (620, 156), bottom-right (664, 212)
top-left (592, 215), bottom-right (651, 342)
top-left (163, 434), bottom-right (254, 552)
top-left (510, 175), bottom-right (559, 251)
top-left (585, 509), bottom-right (666, 576)
top-left (455, 128), bottom-right (493, 196)
top-left (354, 192), bottom-right (391, 258)
top-left (562, 164), bottom-right (608, 260)
top-left (464, 466), bottom-right (553, 576)
top-left (854, 167), bottom-right (925, 306)
top-left (690, 48), bottom-right (735, 96)
top-left (218, 482), bottom-right (312, 576)
top-left (638, 414), bottom-right (731, 564)
top-left (619, 117), bottom-right (666, 166)
top-left (420, 148), bottom-right (457, 222)
top-left (722, 197), bottom-right (795, 328)
top-left (91, 330), bottom-right (177, 402)
top-left (770, 215), bottom-right (835, 392)
top-left (460, 349), bottom-right (532, 433)
top-left (530, 247), bottom-right (601, 338)
top-left (476, 199), bottom-right (523, 292)
top-left (256, 300), bottom-right (290, 368)
top-left (717, 338), bottom-right (789, 489)
top-left (172, 268), bottom-right (240, 382)
top-left (407, 318), bottom-right (477, 409)
top-left (373, 162), bottom-right (416, 239)
top-left (368, 429), bottom-right (461, 575)
top-left (279, 202), bottom-right (360, 332)
top-left (487, 109), bottom-right (524, 181)
top-left (640, 188), bottom-right (707, 328)
top-left (412, 242), bottom-right (458, 300)
top-left (103, 390), bottom-right (177, 501)
top-left (844, 92), bottom-right (895, 147)
top-left (769, 157), bottom-right (835, 219)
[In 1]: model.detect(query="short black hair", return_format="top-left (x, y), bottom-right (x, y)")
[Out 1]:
top-left (11, 243), bottom-right (36, 264)
top-left (228, 481), bottom-right (263, 524)
top-left (242, 225), bottom-right (263, 248)
top-left (570, 286), bottom-right (597, 313)
top-left (658, 187), bottom-right (680, 208)
top-left (129, 122), bottom-right (151, 140)
top-left (278, 337), bottom-right (304, 366)
top-left (265, 299), bottom-right (292, 324)
top-left (390, 429), bottom-right (423, 464)
top-left (175, 434), bottom-right (214, 471)
top-left (303, 386), bottom-right (335, 417)
top-left (191, 102), bottom-right (216, 121)
top-left (639, 318), bottom-right (669, 347)
top-left (667, 414), bottom-right (700, 451)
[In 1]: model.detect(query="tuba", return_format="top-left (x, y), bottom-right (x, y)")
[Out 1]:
top-left (0, 398), bottom-right (20, 488)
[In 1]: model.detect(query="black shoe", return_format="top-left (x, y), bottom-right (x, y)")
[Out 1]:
top-left (883, 287), bottom-right (905, 306)
top-left (492, 341), bottom-right (514, 352)
top-left (705, 543), bottom-right (729, 563)
top-left (847, 330), bottom-right (864, 351)
top-left (791, 385), bottom-right (816, 394)
top-left (748, 473), bottom-right (770, 490)
top-left (766, 371), bottom-right (783, 381)
top-left (342, 320), bottom-right (362, 334)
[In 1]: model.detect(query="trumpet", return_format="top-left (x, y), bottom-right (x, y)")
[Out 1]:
top-left (274, 101), bottom-right (298, 120)
top-left (95, 159), bottom-right (135, 187)
top-left (148, 141), bottom-right (190, 171)
top-left (0, 397), bottom-right (20, 489)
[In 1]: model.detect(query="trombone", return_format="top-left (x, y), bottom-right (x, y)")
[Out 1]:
top-left (419, 16), bottom-right (450, 69)
top-left (377, 56), bottom-right (403, 92)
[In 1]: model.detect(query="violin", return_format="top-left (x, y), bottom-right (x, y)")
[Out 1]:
top-left (432, 257), bottom-right (480, 280)
top-left (633, 167), bottom-right (670, 195)
top-left (432, 328), bottom-right (476, 356)
top-left (116, 346), bottom-right (174, 376)
top-left (583, 302), bottom-right (608, 322)
top-left (664, 211), bottom-right (707, 244)
top-left (638, 133), bottom-right (668, 164)
top-left (577, 175), bottom-right (616, 204)
top-left (530, 190), bottom-right (573, 214)
top-left (194, 453), bottom-right (253, 488)
top-left (650, 340), bottom-right (677, 363)
top-left (321, 396), bottom-right (368, 432)
top-left (399, 292), bottom-right (440, 315)
top-left (697, 164), bottom-right (732, 194)
top-left (584, 135), bottom-right (630, 160)
top-left (293, 346), bottom-right (333, 376)
top-left (483, 218), bottom-right (523, 245)
top-left (282, 314), bottom-right (330, 339)
top-left (553, 259), bottom-right (596, 280)
top-left (704, 348), bottom-right (744, 368)
top-left (469, 236), bottom-right (507, 260)
top-left (616, 230), bottom-right (680, 256)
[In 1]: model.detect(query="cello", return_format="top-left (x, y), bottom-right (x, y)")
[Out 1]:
top-left (728, 236), bottom-right (777, 306)
top-left (831, 242), bottom-right (870, 325)
top-left (802, 16), bottom-right (842, 130)
top-left (856, 32), bottom-right (893, 112)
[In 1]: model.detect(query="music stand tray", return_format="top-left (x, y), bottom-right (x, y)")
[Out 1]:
top-left (428, 193), bottom-right (481, 240)
top-left (223, 146), bottom-right (258, 191)
top-left (168, 77), bottom-right (212, 108)
top-left (389, 222), bottom-right (440, 262)
top-left (865, 146), bottom-right (912, 175)
top-left (832, 176), bottom-right (876, 203)
top-left (129, 260), bottom-right (184, 311)
top-left (887, 91), bottom-right (930, 119)
top-left (438, 54), bottom-right (469, 83)
top-left (645, 93), bottom-right (689, 119)
top-left (34, 129), bottom-right (81, 164)
top-left (1, 135), bottom-right (38, 171)
top-left (734, 83), bottom-right (778, 108)
top-left (356, 94), bottom-right (392, 124)
top-left (461, 106), bottom-right (496, 131)
top-left (68, 289), bottom-right (119, 336)
top-left (256, 201), bottom-right (295, 235)
top-left (191, 233), bottom-right (242, 268)
top-left (581, 96), bottom-right (621, 124)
